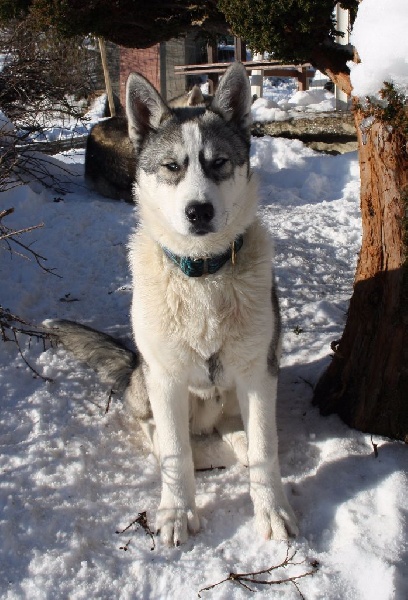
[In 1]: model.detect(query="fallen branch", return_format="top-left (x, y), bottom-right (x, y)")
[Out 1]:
top-left (12, 328), bottom-right (53, 382)
top-left (1, 206), bottom-right (59, 378)
top-left (0, 208), bottom-right (44, 241)
top-left (0, 208), bottom-right (15, 220)
top-left (0, 206), bottom-right (60, 277)
top-left (1, 307), bottom-right (50, 342)
top-left (198, 546), bottom-right (319, 599)
top-left (116, 511), bottom-right (156, 551)
top-left (0, 222), bottom-right (44, 241)
top-left (0, 307), bottom-right (54, 381)
top-left (105, 389), bottom-right (114, 414)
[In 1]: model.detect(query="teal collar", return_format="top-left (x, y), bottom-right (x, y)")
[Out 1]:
top-left (163, 235), bottom-right (244, 277)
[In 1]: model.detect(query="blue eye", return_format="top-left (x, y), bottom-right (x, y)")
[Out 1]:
top-left (164, 162), bottom-right (180, 172)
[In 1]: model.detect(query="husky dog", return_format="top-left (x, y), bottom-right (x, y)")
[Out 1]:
top-left (85, 86), bottom-right (210, 202)
top-left (45, 63), bottom-right (298, 546)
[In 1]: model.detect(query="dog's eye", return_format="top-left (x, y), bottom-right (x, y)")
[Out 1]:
top-left (212, 158), bottom-right (228, 169)
top-left (164, 162), bottom-right (180, 172)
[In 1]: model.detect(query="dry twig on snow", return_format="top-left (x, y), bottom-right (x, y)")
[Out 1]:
top-left (198, 545), bottom-right (319, 599)
top-left (1, 207), bottom-right (58, 379)
top-left (0, 206), bottom-right (60, 275)
top-left (116, 512), bottom-right (156, 551)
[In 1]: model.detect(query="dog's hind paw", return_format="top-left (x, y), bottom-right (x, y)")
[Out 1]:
top-left (156, 508), bottom-right (200, 546)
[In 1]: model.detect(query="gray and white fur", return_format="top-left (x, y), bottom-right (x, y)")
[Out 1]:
top-left (45, 62), bottom-right (298, 546)
top-left (84, 86), bottom-right (210, 202)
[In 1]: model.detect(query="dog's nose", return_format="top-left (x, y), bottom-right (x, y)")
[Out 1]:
top-left (185, 202), bottom-right (214, 224)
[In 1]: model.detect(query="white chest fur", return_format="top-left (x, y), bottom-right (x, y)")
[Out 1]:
top-left (128, 219), bottom-right (276, 386)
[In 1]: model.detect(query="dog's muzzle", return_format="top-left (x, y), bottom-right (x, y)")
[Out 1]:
top-left (185, 201), bottom-right (214, 235)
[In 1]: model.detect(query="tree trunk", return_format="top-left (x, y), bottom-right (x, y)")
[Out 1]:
top-left (313, 101), bottom-right (408, 442)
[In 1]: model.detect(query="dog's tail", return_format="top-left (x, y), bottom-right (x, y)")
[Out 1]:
top-left (43, 319), bottom-right (139, 393)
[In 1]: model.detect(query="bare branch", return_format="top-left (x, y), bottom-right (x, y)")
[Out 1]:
top-left (116, 512), bottom-right (156, 551)
top-left (11, 328), bottom-right (53, 382)
top-left (0, 206), bottom-right (61, 277)
top-left (0, 222), bottom-right (44, 241)
top-left (198, 546), bottom-right (319, 598)
top-left (0, 307), bottom-right (55, 381)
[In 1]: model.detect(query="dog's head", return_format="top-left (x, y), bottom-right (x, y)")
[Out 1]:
top-left (126, 63), bottom-right (257, 256)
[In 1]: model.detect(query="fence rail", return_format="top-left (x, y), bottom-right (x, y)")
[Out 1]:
top-left (174, 60), bottom-right (315, 93)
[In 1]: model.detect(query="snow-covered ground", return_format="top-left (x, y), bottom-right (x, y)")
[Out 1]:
top-left (252, 80), bottom-right (336, 122)
top-left (2, 29), bottom-right (408, 595)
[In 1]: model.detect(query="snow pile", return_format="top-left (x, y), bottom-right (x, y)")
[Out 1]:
top-left (251, 97), bottom-right (289, 122)
top-left (251, 86), bottom-right (335, 123)
top-left (350, 0), bottom-right (408, 98)
top-left (0, 109), bottom-right (15, 136)
top-left (282, 89), bottom-right (335, 112)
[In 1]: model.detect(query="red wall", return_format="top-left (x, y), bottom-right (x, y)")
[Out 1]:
top-left (119, 45), bottom-right (160, 106)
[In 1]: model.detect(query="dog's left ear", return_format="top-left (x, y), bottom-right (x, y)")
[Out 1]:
top-left (126, 72), bottom-right (170, 152)
top-left (213, 62), bottom-right (252, 139)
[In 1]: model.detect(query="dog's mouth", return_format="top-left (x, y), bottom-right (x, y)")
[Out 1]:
top-left (188, 224), bottom-right (214, 236)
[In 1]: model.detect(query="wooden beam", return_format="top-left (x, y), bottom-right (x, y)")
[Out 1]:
top-left (174, 60), bottom-right (314, 93)
top-left (174, 64), bottom-right (314, 80)
top-left (174, 60), bottom-right (313, 73)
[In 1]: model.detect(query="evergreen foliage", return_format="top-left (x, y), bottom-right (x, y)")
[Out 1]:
top-left (0, 0), bottom-right (228, 48)
top-left (218, 0), bottom-right (358, 64)
top-left (0, 0), bottom-right (30, 21)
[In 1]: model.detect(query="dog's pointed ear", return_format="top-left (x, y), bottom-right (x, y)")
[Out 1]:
top-left (126, 73), bottom-right (170, 151)
top-left (213, 62), bottom-right (252, 139)
top-left (188, 85), bottom-right (205, 106)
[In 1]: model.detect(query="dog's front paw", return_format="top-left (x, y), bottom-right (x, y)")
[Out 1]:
top-left (156, 507), bottom-right (200, 546)
top-left (255, 504), bottom-right (298, 540)
top-left (252, 494), bottom-right (298, 540)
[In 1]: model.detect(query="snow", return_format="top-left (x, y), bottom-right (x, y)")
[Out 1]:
top-left (0, 110), bottom-right (15, 144)
top-left (350, 0), bottom-right (408, 98)
top-left (0, 110), bottom-right (14, 135)
top-left (251, 82), bottom-right (335, 122)
top-left (23, 97), bottom-right (107, 145)
top-left (1, 90), bottom-right (407, 600)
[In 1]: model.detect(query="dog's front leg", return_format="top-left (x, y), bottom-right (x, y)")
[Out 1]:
top-left (145, 370), bottom-right (199, 546)
top-left (237, 372), bottom-right (298, 540)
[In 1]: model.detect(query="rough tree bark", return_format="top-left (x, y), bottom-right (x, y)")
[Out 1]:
top-left (313, 97), bottom-right (408, 442)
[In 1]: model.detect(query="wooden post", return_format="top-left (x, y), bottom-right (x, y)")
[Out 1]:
top-left (159, 42), bottom-right (167, 100)
top-left (335, 4), bottom-right (350, 110)
top-left (98, 37), bottom-right (116, 117)
top-left (206, 41), bottom-right (218, 94)
top-left (234, 37), bottom-right (246, 62)
top-left (250, 52), bottom-right (264, 99)
top-left (297, 66), bottom-right (309, 91)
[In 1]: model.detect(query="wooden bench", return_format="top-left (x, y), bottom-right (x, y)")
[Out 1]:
top-left (174, 61), bottom-right (315, 94)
